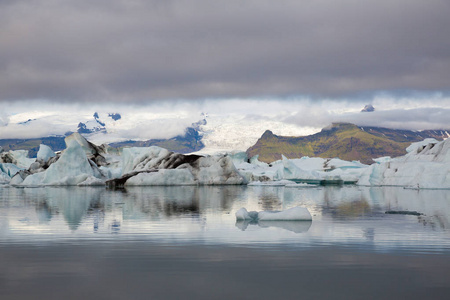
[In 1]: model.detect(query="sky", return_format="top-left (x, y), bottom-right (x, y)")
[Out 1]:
top-left (1, 0), bottom-right (450, 140)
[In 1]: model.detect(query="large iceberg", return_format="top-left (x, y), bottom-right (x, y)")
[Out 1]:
top-left (108, 147), bottom-right (246, 187)
top-left (12, 138), bottom-right (106, 186)
top-left (357, 138), bottom-right (450, 189)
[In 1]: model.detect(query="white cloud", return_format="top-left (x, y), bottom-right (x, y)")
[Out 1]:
top-left (0, 95), bottom-right (449, 141)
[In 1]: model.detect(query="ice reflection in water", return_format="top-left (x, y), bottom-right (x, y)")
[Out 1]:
top-left (1, 185), bottom-right (450, 300)
top-left (236, 220), bottom-right (312, 233)
top-left (0, 185), bottom-right (449, 252)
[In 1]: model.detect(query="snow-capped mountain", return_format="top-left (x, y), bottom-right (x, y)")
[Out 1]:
top-left (361, 104), bottom-right (375, 112)
top-left (76, 112), bottom-right (107, 134)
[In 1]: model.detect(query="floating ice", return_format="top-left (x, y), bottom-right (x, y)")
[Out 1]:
top-left (125, 169), bottom-right (196, 186)
top-left (19, 140), bottom-right (98, 186)
top-left (247, 180), bottom-right (295, 186)
top-left (358, 138), bottom-right (450, 189)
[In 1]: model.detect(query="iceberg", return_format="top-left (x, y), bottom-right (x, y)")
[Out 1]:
top-left (36, 144), bottom-right (56, 162)
top-left (3, 130), bottom-right (447, 189)
top-left (17, 140), bottom-right (99, 186)
top-left (240, 154), bottom-right (369, 186)
top-left (107, 147), bottom-right (246, 187)
top-left (274, 155), bottom-right (321, 181)
top-left (358, 138), bottom-right (450, 189)
top-left (235, 207), bottom-right (312, 221)
top-left (0, 163), bottom-right (22, 179)
top-left (0, 150), bottom-right (34, 169)
top-left (125, 169), bottom-right (196, 186)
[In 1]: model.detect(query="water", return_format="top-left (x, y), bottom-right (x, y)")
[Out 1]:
top-left (0, 185), bottom-right (449, 299)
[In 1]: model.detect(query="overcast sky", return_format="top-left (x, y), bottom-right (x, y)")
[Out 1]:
top-left (1, 0), bottom-right (449, 139)
top-left (1, 0), bottom-right (450, 102)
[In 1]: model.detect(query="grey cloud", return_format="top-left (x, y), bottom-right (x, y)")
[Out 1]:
top-left (1, 0), bottom-right (450, 102)
top-left (341, 108), bottom-right (450, 130)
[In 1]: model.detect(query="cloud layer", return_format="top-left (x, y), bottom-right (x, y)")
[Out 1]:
top-left (1, 96), bottom-right (449, 141)
top-left (1, 0), bottom-right (450, 102)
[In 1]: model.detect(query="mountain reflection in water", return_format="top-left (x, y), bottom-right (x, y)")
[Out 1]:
top-left (1, 185), bottom-right (450, 300)
top-left (0, 185), bottom-right (449, 251)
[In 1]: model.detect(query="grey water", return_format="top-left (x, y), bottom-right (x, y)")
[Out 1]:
top-left (0, 185), bottom-right (450, 299)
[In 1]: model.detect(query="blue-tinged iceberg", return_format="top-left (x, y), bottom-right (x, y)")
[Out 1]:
top-left (13, 140), bottom-right (103, 186)
top-left (36, 144), bottom-right (56, 162)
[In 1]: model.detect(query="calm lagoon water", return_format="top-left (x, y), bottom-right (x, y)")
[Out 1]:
top-left (0, 185), bottom-right (449, 299)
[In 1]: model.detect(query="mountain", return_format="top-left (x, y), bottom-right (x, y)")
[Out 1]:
top-left (246, 123), bottom-right (449, 164)
top-left (109, 127), bottom-right (204, 154)
top-left (76, 112), bottom-right (110, 134)
top-left (0, 136), bottom-right (67, 158)
top-left (361, 104), bottom-right (375, 112)
top-left (0, 126), bottom-right (205, 158)
top-left (0, 113), bottom-right (206, 157)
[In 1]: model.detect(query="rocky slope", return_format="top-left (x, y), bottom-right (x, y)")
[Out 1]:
top-left (246, 123), bottom-right (449, 164)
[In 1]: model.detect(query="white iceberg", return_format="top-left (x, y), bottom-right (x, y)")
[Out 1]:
top-left (125, 169), bottom-right (196, 186)
top-left (358, 138), bottom-right (450, 189)
top-left (18, 140), bottom-right (100, 186)
top-left (36, 144), bottom-right (56, 162)
top-left (274, 155), bottom-right (321, 181)
top-left (109, 147), bottom-right (246, 187)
